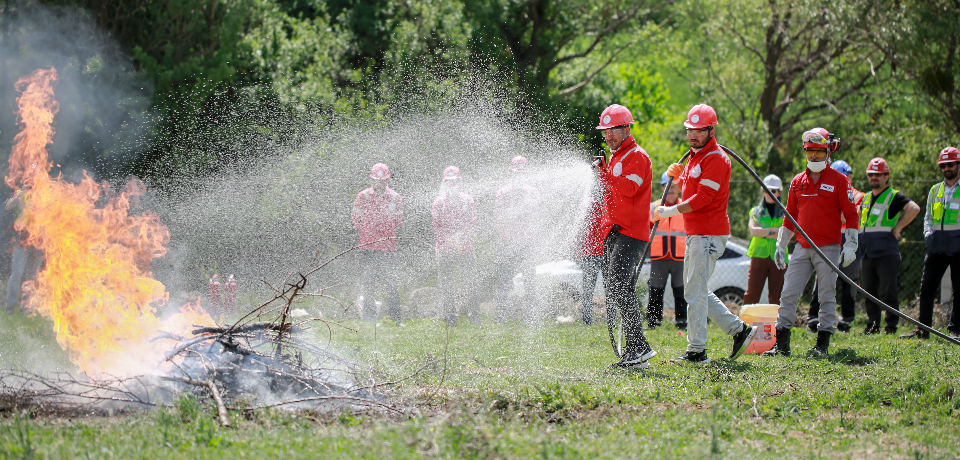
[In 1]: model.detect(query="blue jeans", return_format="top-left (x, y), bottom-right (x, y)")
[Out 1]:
top-left (7, 244), bottom-right (42, 313)
top-left (683, 235), bottom-right (745, 353)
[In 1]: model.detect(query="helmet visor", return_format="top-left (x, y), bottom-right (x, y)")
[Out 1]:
top-left (802, 130), bottom-right (828, 145)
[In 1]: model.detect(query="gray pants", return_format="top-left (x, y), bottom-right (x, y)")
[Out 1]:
top-left (360, 249), bottom-right (402, 322)
top-left (777, 244), bottom-right (841, 332)
top-left (684, 235), bottom-right (746, 353)
top-left (6, 244), bottom-right (42, 313)
top-left (437, 251), bottom-right (480, 324)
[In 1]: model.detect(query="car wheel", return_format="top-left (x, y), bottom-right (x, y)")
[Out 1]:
top-left (714, 287), bottom-right (745, 308)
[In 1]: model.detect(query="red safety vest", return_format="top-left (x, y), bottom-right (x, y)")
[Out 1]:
top-left (649, 200), bottom-right (685, 260)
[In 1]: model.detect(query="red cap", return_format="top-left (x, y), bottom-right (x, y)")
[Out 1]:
top-left (866, 158), bottom-right (889, 174)
top-left (938, 147), bottom-right (960, 164)
top-left (684, 104), bottom-right (718, 129)
top-left (510, 156), bottom-right (528, 172)
top-left (442, 165), bottom-right (461, 180)
top-left (370, 163), bottom-right (390, 180)
top-left (596, 104), bottom-right (636, 129)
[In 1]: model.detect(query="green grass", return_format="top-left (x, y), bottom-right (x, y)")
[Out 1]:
top-left (1, 316), bottom-right (959, 459)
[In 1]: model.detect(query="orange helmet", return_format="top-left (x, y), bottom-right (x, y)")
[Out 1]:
top-left (684, 104), bottom-right (718, 129)
top-left (938, 147), bottom-right (960, 164)
top-left (596, 104), bottom-right (636, 129)
top-left (866, 158), bottom-right (889, 174)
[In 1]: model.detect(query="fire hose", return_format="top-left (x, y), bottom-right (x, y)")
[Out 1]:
top-left (607, 145), bottom-right (960, 358)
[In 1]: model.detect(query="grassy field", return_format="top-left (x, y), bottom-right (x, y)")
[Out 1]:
top-left (0, 313), bottom-right (958, 459)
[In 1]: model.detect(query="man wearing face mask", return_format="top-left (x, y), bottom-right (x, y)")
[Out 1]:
top-left (352, 163), bottom-right (404, 324)
top-left (859, 157), bottom-right (920, 335)
top-left (594, 104), bottom-right (656, 368)
top-left (655, 104), bottom-right (757, 364)
top-left (432, 166), bottom-right (480, 326)
top-left (744, 174), bottom-right (787, 305)
top-left (764, 128), bottom-right (859, 357)
top-left (902, 147), bottom-right (960, 340)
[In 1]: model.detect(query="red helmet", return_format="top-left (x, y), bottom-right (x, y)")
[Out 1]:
top-left (684, 104), bottom-right (718, 129)
top-left (938, 147), bottom-right (960, 164)
top-left (866, 157), bottom-right (889, 174)
top-left (370, 163), bottom-right (390, 180)
top-left (442, 165), bottom-right (461, 180)
top-left (509, 156), bottom-right (528, 172)
top-left (596, 104), bottom-right (636, 129)
top-left (802, 128), bottom-right (840, 152)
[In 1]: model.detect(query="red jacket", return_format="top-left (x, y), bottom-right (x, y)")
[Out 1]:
top-left (581, 196), bottom-right (605, 257)
top-left (599, 136), bottom-right (653, 241)
top-left (495, 182), bottom-right (540, 246)
top-left (678, 137), bottom-right (731, 235)
top-left (783, 167), bottom-right (859, 248)
top-left (351, 186), bottom-right (403, 251)
top-left (432, 191), bottom-right (477, 254)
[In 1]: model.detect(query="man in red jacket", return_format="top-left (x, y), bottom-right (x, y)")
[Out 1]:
top-left (763, 128), bottom-right (860, 356)
top-left (432, 166), bottom-right (480, 326)
top-left (655, 104), bottom-right (757, 364)
top-left (352, 163), bottom-right (403, 324)
top-left (594, 104), bottom-right (656, 368)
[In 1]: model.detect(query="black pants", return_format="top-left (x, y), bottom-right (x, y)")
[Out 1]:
top-left (360, 249), bottom-right (402, 322)
top-left (602, 230), bottom-right (650, 354)
top-left (918, 253), bottom-right (960, 331)
top-left (438, 251), bottom-right (481, 325)
top-left (494, 246), bottom-right (537, 322)
top-left (647, 259), bottom-right (686, 326)
top-left (862, 254), bottom-right (901, 331)
top-left (580, 255), bottom-right (602, 324)
top-left (808, 258), bottom-right (861, 324)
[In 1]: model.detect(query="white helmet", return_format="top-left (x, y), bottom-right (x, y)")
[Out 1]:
top-left (762, 174), bottom-right (782, 191)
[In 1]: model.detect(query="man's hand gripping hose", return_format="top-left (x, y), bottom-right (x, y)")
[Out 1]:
top-left (718, 144), bottom-right (960, 346)
top-left (840, 228), bottom-right (858, 267)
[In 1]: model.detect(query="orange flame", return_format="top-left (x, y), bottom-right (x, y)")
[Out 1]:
top-left (6, 67), bottom-right (213, 376)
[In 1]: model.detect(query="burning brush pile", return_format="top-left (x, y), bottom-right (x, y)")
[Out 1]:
top-left (0, 68), bottom-right (402, 421)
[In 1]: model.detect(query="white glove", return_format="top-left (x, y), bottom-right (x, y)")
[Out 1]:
top-left (656, 205), bottom-right (680, 220)
top-left (839, 228), bottom-right (859, 268)
top-left (774, 227), bottom-right (794, 270)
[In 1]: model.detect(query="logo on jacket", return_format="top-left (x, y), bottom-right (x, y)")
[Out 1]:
top-left (820, 183), bottom-right (834, 192)
top-left (612, 162), bottom-right (623, 176)
top-left (691, 164), bottom-right (701, 178)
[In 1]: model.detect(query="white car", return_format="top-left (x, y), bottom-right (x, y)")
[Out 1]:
top-left (514, 237), bottom-right (766, 308)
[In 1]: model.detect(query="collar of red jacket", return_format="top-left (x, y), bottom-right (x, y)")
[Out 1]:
top-left (611, 135), bottom-right (638, 157)
top-left (690, 135), bottom-right (720, 157)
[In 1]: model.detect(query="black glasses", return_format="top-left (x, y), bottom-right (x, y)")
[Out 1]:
top-left (940, 162), bottom-right (959, 169)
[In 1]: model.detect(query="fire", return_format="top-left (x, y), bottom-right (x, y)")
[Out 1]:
top-left (5, 67), bottom-right (213, 376)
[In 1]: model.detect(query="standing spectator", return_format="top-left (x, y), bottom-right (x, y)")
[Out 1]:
top-left (432, 166), bottom-right (480, 326)
top-left (494, 156), bottom-right (541, 324)
top-left (5, 187), bottom-right (41, 314)
top-left (594, 104), bottom-right (656, 368)
top-left (765, 128), bottom-right (859, 356)
top-left (806, 159), bottom-right (864, 332)
top-left (352, 163), bottom-right (404, 325)
top-left (859, 158), bottom-right (921, 335)
top-left (902, 147), bottom-right (960, 340)
top-left (655, 104), bottom-right (757, 364)
top-left (743, 174), bottom-right (787, 305)
top-left (578, 190), bottom-right (604, 325)
top-left (647, 172), bottom-right (687, 329)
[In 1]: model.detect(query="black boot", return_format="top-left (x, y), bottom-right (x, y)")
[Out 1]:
top-left (672, 286), bottom-right (687, 329)
top-left (646, 287), bottom-right (665, 328)
top-left (809, 330), bottom-right (831, 355)
top-left (762, 327), bottom-right (791, 356)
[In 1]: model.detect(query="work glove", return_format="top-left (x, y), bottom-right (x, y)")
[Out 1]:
top-left (839, 228), bottom-right (859, 268)
top-left (654, 204), bottom-right (680, 222)
top-left (665, 163), bottom-right (684, 184)
top-left (774, 227), bottom-right (794, 270)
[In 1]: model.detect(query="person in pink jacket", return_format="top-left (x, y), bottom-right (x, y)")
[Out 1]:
top-left (352, 163), bottom-right (403, 324)
top-left (494, 156), bottom-right (541, 324)
top-left (432, 166), bottom-right (480, 326)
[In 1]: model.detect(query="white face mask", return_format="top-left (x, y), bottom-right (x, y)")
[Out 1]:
top-left (807, 159), bottom-right (828, 172)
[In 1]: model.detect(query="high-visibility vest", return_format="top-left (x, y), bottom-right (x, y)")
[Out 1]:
top-left (860, 188), bottom-right (901, 233)
top-left (649, 201), bottom-right (685, 260)
top-left (746, 204), bottom-right (786, 262)
top-left (929, 181), bottom-right (960, 231)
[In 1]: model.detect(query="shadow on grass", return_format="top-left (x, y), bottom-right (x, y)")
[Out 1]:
top-left (825, 348), bottom-right (876, 366)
